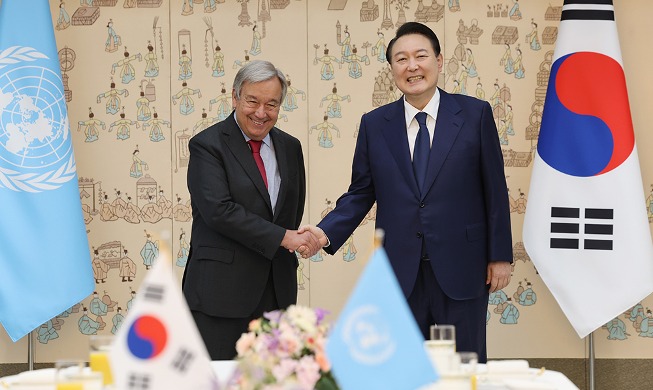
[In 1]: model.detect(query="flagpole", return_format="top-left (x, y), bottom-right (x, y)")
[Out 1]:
top-left (588, 332), bottom-right (595, 390)
top-left (27, 331), bottom-right (34, 371)
top-left (374, 228), bottom-right (384, 248)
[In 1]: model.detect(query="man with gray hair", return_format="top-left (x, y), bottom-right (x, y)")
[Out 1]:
top-left (182, 60), bottom-right (319, 359)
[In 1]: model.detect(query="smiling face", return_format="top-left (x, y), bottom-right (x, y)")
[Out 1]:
top-left (389, 33), bottom-right (443, 110)
top-left (232, 78), bottom-right (282, 141)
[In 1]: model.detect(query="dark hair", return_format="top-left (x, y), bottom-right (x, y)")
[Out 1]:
top-left (385, 22), bottom-right (441, 63)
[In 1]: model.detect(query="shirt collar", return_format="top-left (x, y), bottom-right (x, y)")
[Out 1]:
top-left (403, 88), bottom-right (441, 127)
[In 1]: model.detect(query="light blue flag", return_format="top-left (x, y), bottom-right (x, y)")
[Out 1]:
top-left (0, 0), bottom-right (94, 342)
top-left (326, 246), bottom-right (438, 390)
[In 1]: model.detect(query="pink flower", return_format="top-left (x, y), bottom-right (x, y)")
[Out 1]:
top-left (236, 331), bottom-right (256, 356)
top-left (271, 358), bottom-right (298, 382)
top-left (234, 305), bottom-right (336, 389)
top-left (315, 350), bottom-right (331, 372)
top-left (295, 355), bottom-right (321, 389)
top-left (248, 318), bottom-right (262, 332)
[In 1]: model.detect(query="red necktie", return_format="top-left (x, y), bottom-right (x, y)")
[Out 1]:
top-left (248, 140), bottom-right (268, 188)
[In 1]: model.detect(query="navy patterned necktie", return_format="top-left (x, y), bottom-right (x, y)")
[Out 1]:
top-left (412, 111), bottom-right (430, 193)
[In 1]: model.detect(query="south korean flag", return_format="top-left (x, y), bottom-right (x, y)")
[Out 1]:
top-left (523, 0), bottom-right (653, 338)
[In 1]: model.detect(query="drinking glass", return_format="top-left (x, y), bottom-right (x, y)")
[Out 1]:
top-left (55, 360), bottom-right (101, 390)
top-left (89, 335), bottom-right (114, 386)
top-left (457, 351), bottom-right (478, 375)
top-left (425, 324), bottom-right (456, 374)
top-left (430, 324), bottom-right (456, 345)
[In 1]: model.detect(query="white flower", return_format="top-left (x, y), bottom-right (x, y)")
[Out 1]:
top-left (286, 305), bottom-right (318, 334)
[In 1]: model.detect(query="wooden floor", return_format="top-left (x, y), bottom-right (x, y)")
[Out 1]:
top-left (523, 359), bottom-right (653, 390)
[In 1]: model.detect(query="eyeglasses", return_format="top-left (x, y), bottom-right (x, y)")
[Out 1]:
top-left (240, 97), bottom-right (280, 112)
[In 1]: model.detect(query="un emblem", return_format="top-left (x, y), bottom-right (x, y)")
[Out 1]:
top-left (342, 304), bottom-right (396, 365)
top-left (0, 46), bottom-right (76, 192)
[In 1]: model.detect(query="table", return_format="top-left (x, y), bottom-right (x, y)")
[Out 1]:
top-left (0, 361), bottom-right (579, 389)
top-left (210, 361), bottom-right (580, 390)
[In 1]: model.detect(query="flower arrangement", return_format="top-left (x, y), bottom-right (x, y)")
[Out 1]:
top-left (230, 305), bottom-right (340, 390)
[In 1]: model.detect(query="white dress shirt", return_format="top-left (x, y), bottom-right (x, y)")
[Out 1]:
top-left (403, 89), bottom-right (441, 160)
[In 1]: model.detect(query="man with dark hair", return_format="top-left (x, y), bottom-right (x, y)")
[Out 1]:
top-left (301, 22), bottom-right (512, 361)
top-left (183, 60), bottom-right (319, 360)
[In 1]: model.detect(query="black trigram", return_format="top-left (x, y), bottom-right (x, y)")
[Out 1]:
top-left (561, 0), bottom-right (614, 21)
top-left (550, 207), bottom-right (613, 250)
top-left (171, 348), bottom-right (195, 373)
top-left (143, 284), bottom-right (164, 302)
top-left (128, 372), bottom-right (151, 390)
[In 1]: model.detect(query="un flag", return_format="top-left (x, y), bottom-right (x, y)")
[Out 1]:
top-left (0, 0), bottom-right (94, 342)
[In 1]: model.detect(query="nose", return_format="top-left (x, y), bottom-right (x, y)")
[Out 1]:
top-left (254, 104), bottom-right (267, 117)
top-left (407, 58), bottom-right (419, 71)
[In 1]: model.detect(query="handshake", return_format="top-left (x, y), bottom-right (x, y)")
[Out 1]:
top-left (281, 225), bottom-right (329, 259)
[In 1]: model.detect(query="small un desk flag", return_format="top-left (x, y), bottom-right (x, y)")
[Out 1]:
top-left (326, 230), bottom-right (437, 390)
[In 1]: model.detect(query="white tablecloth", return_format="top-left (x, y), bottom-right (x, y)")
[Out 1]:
top-left (473, 364), bottom-right (579, 390)
top-left (0, 361), bottom-right (579, 389)
top-left (210, 361), bottom-right (580, 390)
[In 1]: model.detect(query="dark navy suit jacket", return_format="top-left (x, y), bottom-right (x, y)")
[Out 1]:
top-left (319, 88), bottom-right (513, 300)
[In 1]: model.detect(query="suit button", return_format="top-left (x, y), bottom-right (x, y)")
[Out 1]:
top-left (417, 232), bottom-right (423, 238)
top-left (420, 202), bottom-right (425, 208)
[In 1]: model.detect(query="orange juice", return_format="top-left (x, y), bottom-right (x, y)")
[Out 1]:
top-left (89, 350), bottom-right (113, 385)
top-left (56, 383), bottom-right (83, 390)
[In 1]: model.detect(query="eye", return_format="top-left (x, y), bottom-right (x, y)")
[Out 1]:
top-left (396, 57), bottom-right (407, 63)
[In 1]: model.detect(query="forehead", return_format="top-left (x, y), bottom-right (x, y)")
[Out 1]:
top-left (391, 33), bottom-right (433, 56)
top-left (241, 79), bottom-right (281, 93)
top-left (240, 79), bottom-right (282, 100)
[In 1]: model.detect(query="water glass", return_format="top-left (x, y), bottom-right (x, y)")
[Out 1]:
top-left (425, 324), bottom-right (456, 374)
top-left (55, 360), bottom-right (85, 390)
top-left (457, 351), bottom-right (478, 375)
top-left (55, 360), bottom-right (102, 390)
top-left (430, 324), bottom-right (456, 344)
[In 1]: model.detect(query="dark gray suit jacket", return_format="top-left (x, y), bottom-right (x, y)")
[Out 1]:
top-left (182, 112), bottom-right (305, 318)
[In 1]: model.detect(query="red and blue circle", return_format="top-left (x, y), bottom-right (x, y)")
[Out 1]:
top-left (127, 315), bottom-right (167, 359)
top-left (538, 51), bottom-right (634, 177)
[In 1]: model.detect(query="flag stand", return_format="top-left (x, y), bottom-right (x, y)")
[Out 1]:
top-left (588, 332), bottom-right (595, 390)
top-left (27, 331), bottom-right (34, 371)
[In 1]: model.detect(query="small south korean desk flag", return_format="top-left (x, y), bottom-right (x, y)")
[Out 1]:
top-left (523, 0), bottom-right (653, 338)
top-left (109, 247), bottom-right (218, 390)
top-left (326, 230), bottom-right (437, 390)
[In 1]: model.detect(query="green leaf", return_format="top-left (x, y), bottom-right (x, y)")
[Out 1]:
top-left (315, 373), bottom-right (340, 390)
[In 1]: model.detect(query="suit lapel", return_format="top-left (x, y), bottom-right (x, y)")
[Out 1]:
top-left (422, 89), bottom-right (463, 196)
top-left (223, 113), bottom-right (273, 212)
top-left (381, 99), bottom-right (421, 199)
top-left (269, 128), bottom-right (287, 222)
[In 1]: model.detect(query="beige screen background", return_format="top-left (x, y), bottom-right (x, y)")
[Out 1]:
top-left (1, 0), bottom-right (652, 363)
